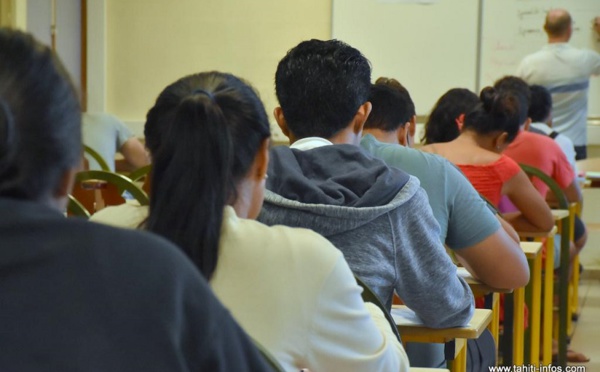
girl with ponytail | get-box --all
[97,71,408,372]
[421,87,553,233]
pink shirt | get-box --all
[503,130,575,198]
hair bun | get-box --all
[480,87,496,112]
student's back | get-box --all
[0,28,270,372]
[0,200,267,372]
[259,39,474,329]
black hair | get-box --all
[275,39,371,139]
[374,77,416,117]
[144,72,271,280]
[422,88,479,144]
[528,85,552,123]
[493,75,530,126]
[364,83,413,132]
[0,28,81,202]
[463,87,523,143]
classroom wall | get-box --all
[105,0,332,140]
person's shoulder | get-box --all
[89,201,148,229]
[526,130,563,150]
[72,217,192,270]
[232,214,342,261]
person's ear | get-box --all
[352,101,372,136]
[523,117,532,131]
[397,123,410,146]
[273,107,290,139]
[254,138,270,181]
[409,115,417,137]
[455,113,465,131]
[494,132,509,152]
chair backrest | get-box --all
[83,145,111,172]
[71,170,149,214]
[66,194,91,219]
[129,164,152,182]
[129,164,152,194]
[354,275,402,343]
[252,338,285,372]
[519,164,568,210]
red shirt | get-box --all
[457,155,522,207]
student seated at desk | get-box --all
[0,28,271,372]
[421,86,554,234]
[93,71,408,372]
[83,112,149,172]
[498,80,587,267]
[361,80,530,371]
[254,39,474,369]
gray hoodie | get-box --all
[258,144,474,329]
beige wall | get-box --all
[105,0,331,138]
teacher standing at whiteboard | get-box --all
[517,9,600,160]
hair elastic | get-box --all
[191,89,215,100]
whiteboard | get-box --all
[480,0,600,117]
[332,0,480,115]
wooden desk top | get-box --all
[517,225,557,239]
[391,306,492,342]
[457,267,513,294]
[551,209,569,220]
[520,241,544,259]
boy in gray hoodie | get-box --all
[258,39,474,332]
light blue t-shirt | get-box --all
[82,113,134,171]
[361,134,500,250]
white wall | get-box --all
[27,0,81,93]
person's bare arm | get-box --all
[502,170,554,232]
[454,226,529,289]
[119,137,150,170]
[562,180,583,204]
[497,213,520,243]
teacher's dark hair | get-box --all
[0,28,81,201]
[145,72,270,279]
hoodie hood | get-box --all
[261,144,418,236]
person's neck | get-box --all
[326,125,361,146]
[363,128,401,146]
[456,130,497,153]
[232,179,253,219]
[548,36,569,44]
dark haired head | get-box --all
[0,28,81,204]
[364,83,414,132]
[275,39,371,139]
[528,85,552,124]
[145,71,271,280]
[544,9,572,38]
[463,87,523,144]
[374,77,416,117]
[493,75,530,126]
[422,88,479,144]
